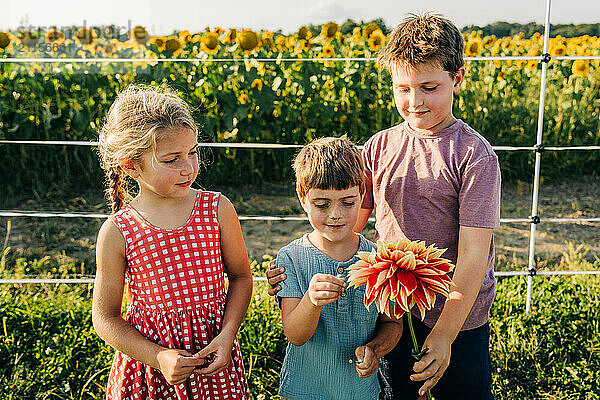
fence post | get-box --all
[525,0,552,315]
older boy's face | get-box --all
[390,61,465,133]
[300,186,362,245]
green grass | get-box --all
[0,256,598,399]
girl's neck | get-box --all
[129,189,198,230]
[307,231,360,263]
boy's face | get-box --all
[390,61,465,133]
[299,186,362,245]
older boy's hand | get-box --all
[266,259,286,296]
[307,273,345,307]
[354,345,377,378]
[410,330,452,397]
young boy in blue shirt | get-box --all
[276,137,403,400]
[270,14,501,400]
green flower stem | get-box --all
[407,312,433,400]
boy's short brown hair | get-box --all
[378,13,464,75]
[293,136,365,199]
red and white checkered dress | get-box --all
[105,190,249,400]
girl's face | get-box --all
[132,127,199,200]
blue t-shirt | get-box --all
[276,233,379,400]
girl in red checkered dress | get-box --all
[92,85,252,399]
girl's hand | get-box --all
[194,333,235,376]
[307,273,346,307]
[156,348,206,386]
[354,345,377,378]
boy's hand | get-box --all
[194,333,235,377]
[156,348,207,385]
[410,330,452,397]
[354,345,377,378]
[266,259,286,296]
[307,273,345,307]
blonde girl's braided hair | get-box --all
[98,84,198,213]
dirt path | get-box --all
[1,177,598,273]
[233,177,600,269]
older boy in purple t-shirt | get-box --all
[352,14,501,400]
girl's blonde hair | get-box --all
[98,84,198,213]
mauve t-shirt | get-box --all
[362,119,501,330]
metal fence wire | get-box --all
[0,0,599,315]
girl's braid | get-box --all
[107,167,127,213]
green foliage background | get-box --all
[1,271,598,399]
[1,56,599,206]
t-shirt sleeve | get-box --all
[458,154,501,229]
[275,249,303,302]
[361,141,375,210]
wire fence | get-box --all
[0,0,599,314]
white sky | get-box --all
[2,0,600,35]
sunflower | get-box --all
[572,60,590,76]
[297,26,311,41]
[150,36,167,51]
[74,28,97,45]
[368,29,386,52]
[465,39,481,57]
[165,37,183,56]
[102,43,117,57]
[297,39,311,52]
[363,23,378,38]
[0,32,11,49]
[45,30,65,44]
[201,32,220,54]
[262,30,273,40]
[19,31,38,46]
[179,30,192,44]
[551,43,566,57]
[251,78,263,91]
[347,239,455,320]
[237,29,259,52]
[321,44,334,58]
[321,22,339,40]
[285,36,297,50]
[223,29,237,44]
[238,92,249,104]
[132,26,151,45]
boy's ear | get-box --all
[118,157,140,178]
[453,67,466,94]
[297,191,309,212]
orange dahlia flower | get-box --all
[347,239,455,320]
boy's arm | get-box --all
[354,314,403,378]
[410,225,493,396]
[353,207,373,233]
[280,273,345,346]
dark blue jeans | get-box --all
[379,316,493,400]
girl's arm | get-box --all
[92,220,202,385]
[195,195,253,375]
[281,273,346,346]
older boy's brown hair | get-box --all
[293,136,365,199]
[378,13,464,76]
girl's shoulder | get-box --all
[97,217,126,252]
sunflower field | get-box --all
[0,23,599,204]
